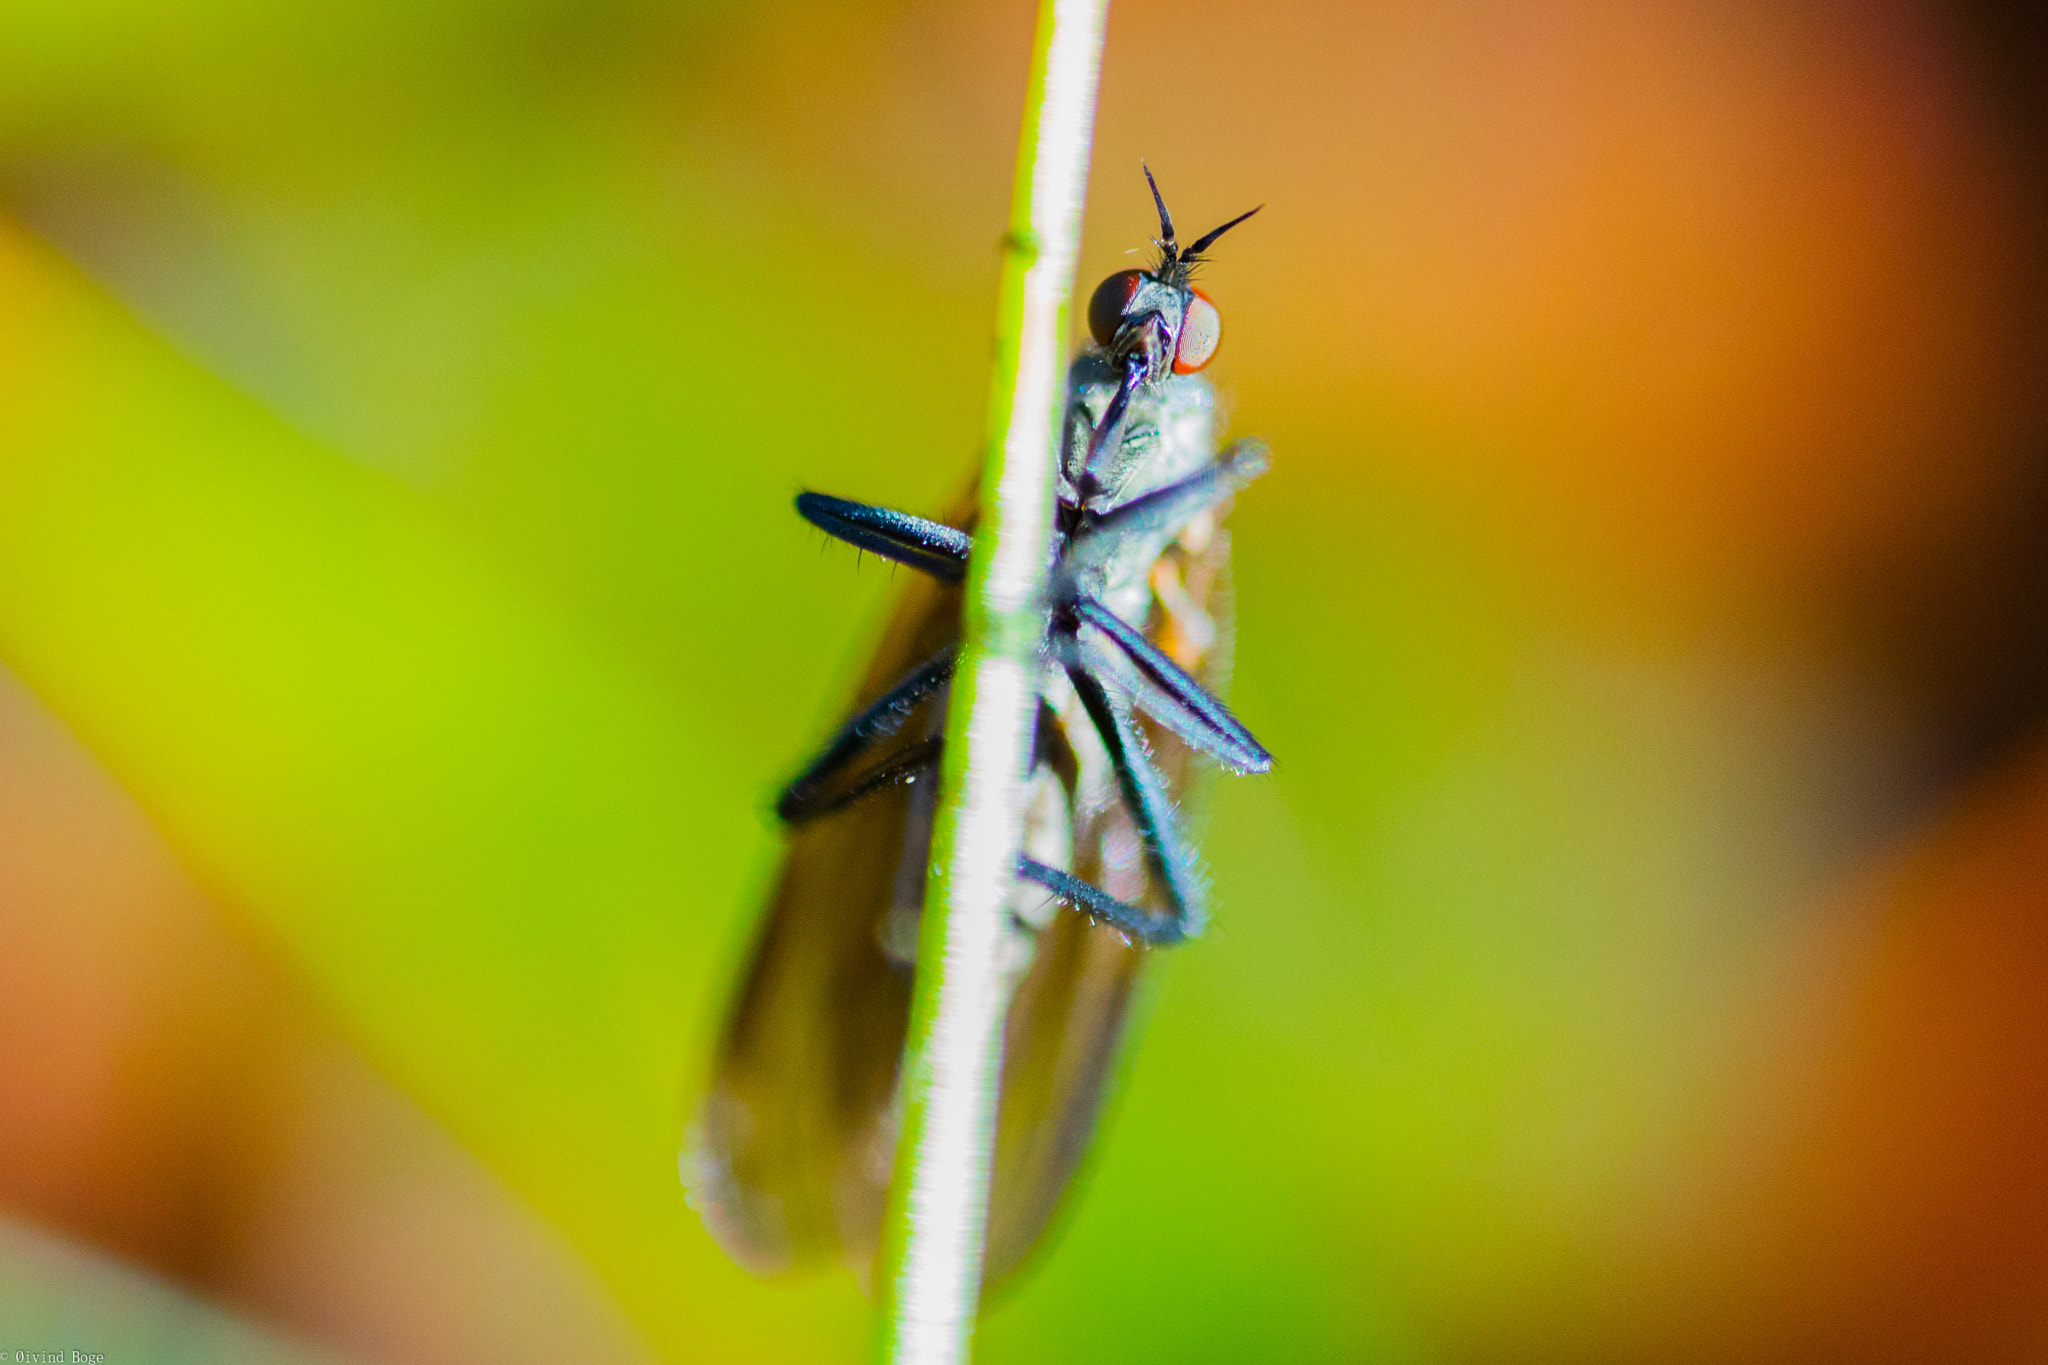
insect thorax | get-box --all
[1061,350,1219,619]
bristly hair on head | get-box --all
[1142,163,1262,289]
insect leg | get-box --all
[1083,353,1150,481]
[777,648,956,823]
[795,493,972,583]
[1066,664,1208,938]
[1071,597,1271,773]
[1016,857,1184,946]
[803,737,944,820]
[1065,440,1269,577]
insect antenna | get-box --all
[1142,164,1260,285]
[1141,161,1178,264]
[1181,204,1262,266]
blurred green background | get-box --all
[3,0,2048,1360]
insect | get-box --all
[691,169,1271,1289]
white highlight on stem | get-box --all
[888,658,1032,1364]
[875,0,1107,1362]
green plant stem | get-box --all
[871,0,1108,1360]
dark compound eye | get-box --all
[1172,289,1221,374]
[1087,269,1145,348]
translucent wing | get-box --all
[692,548,961,1277]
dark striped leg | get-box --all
[782,681,1191,946]
[1065,664,1207,940]
[1082,353,1149,484]
[797,738,944,821]
[1017,857,1186,946]
[1071,597,1270,773]
[777,648,956,823]
[1065,439,1270,575]
[795,493,971,582]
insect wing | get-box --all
[694,557,960,1276]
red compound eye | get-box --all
[1088,269,1144,348]
[1173,289,1221,374]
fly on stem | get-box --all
[685,1,1274,1359]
